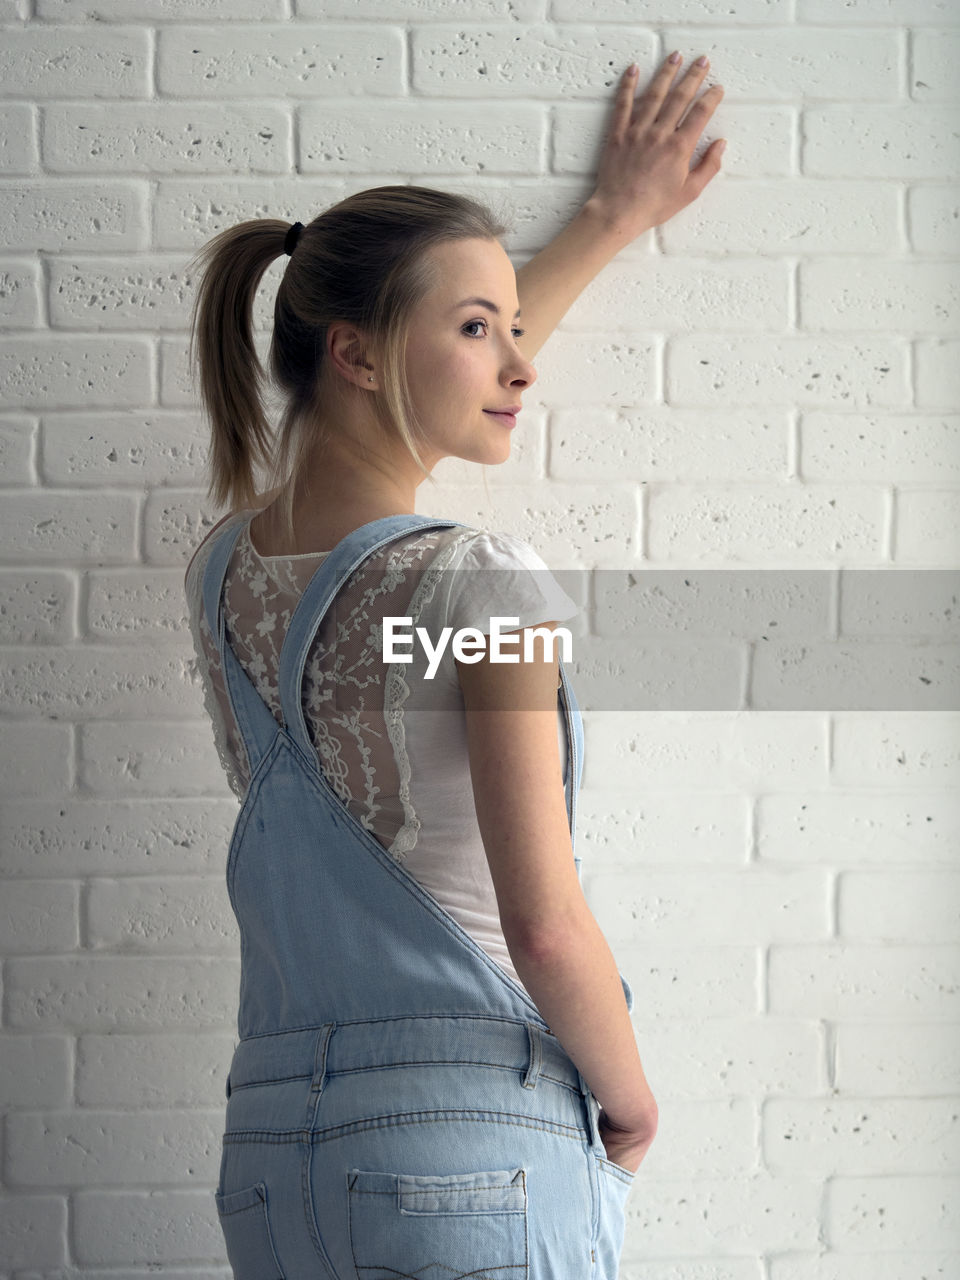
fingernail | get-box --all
[627,62,638,76]
[695,54,709,68]
[668,50,682,64]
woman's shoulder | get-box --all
[426,525,579,633]
[183,508,252,594]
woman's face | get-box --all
[401,237,537,468]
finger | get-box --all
[655,57,713,132]
[674,82,725,146]
[682,137,726,205]
[629,51,686,132]
[605,63,642,141]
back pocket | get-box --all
[215,1182,285,1280]
[347,1166,529,1279]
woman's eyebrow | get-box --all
[453,297,522,318]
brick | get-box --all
[835,1022,960,1096]
[0,493,138,565]
[661,26,899,102]
[912,29,960,101]
[0,1036,71,1108]
[39,0,280,14]
[43,104,291,175]
[757,791,960,865]
[0,259,41,326]
[620,1177,821,1258]
[825,1175,960,1250]
[800,260,960,332]
[527,330,657,410]
[802,412,960,482]
[554,0,791,20]
[73,1189,223,1265]
[614,946,760,1020]
[0,417,37,485]
[768,945,960,1020]
[591,867,830,945]
[0,337,152,412]
[0,1196,67,1268]
[556,104,794,180]
[154,176,345,250]
[86,568,193,641]
[805,107,960,179]
[832,713,960,786]
[839,568,960,639]
[0,797,237,877]
[0,645,200,719]
[753,639,958,712]
[662,181,901,256]
[908,185,960,253]
[0,881,78,953]
[771,1254,957,1280]
[87,877,237,952]
[396,481,640,569]
[632,1019,825,1100]
[143,489,238,568]
[42,412,206,488]
[158,25,404,98]
[6,1110,221,1186]
[561,258,789,333]
[839,870,960,942]
[79,721,234,797]
[300,0,540,15]
[77,1033,234,1108]
[647,485,885,564]
[667,335,910,409]
[592,570,829,647]
[412,26,657,98]
[623,1263,762,1280]
[300,100,544,175]
[764,1097,960,1174]
[0,104,37,172]
[917,338,960,410]
[49,257,204,332]
[637,1097,756,1178]
[0,723,71,797]
[897,490,960,563]
[800,0,959,19]
[5,956,239,1031]
[584,712,825,790]
[578,790,749,865]
[0,26,149,99]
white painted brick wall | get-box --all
[1,2,957,1276]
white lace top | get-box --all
[183,509,580,990]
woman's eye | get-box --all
[463,319,527,340]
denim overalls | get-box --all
[200,513,637,1279]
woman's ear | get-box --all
[326,322,379,391]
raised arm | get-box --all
[515,52,725,361]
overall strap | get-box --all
[200,514,286,776]
[277,515,462,761]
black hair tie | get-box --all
[284,221,304,256]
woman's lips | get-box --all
[483,411,517,428]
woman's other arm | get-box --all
[457,624,658,1172]
[514,53,725,361]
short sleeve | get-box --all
[441,529,579,637]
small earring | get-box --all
[368,376,374,383]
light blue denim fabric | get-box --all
[201,515,637,1279]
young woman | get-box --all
[184,54,724,1279]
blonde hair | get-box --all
[186,185,510,546]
